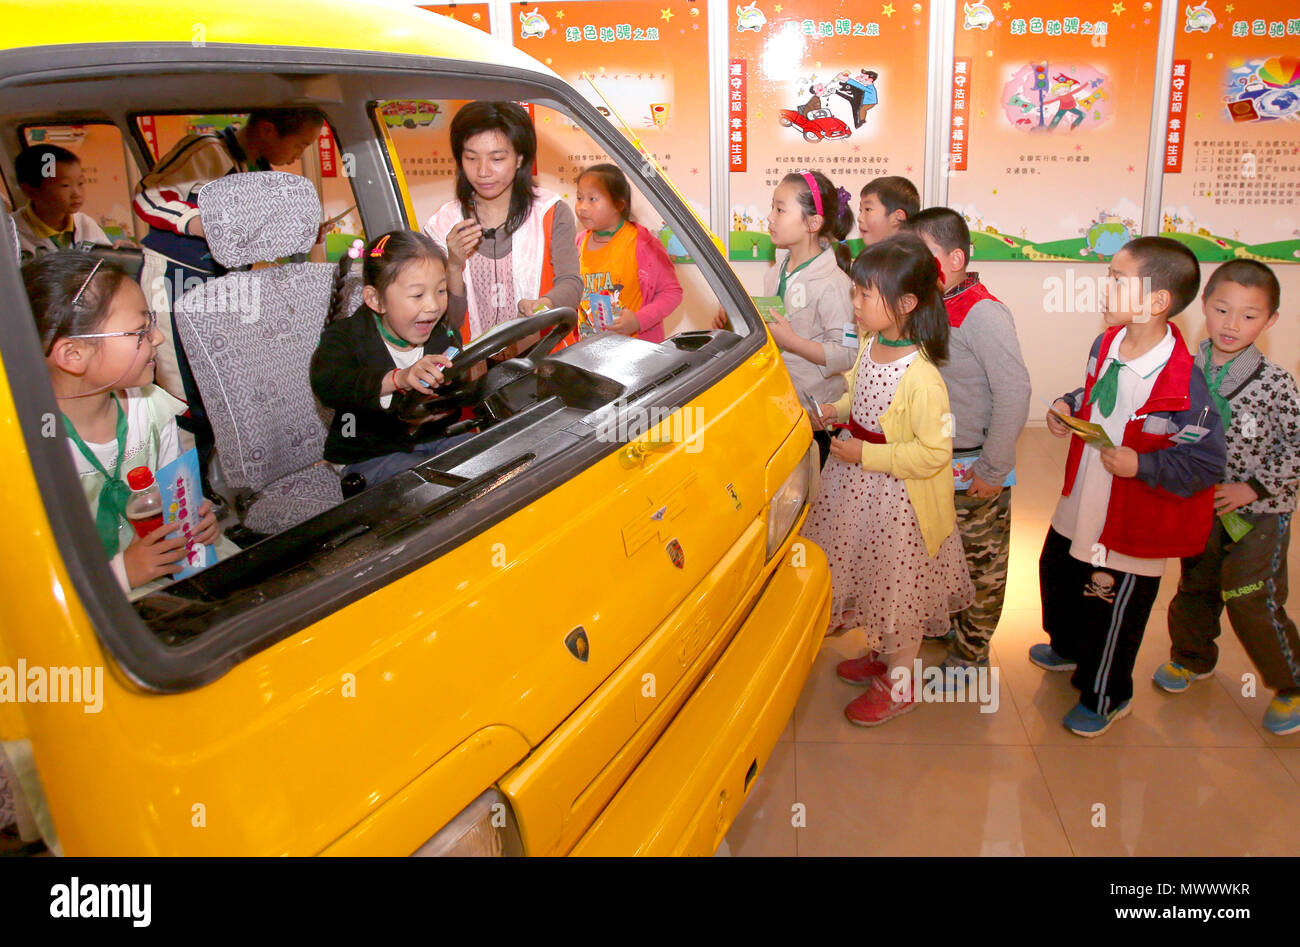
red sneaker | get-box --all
[844,677,917,727]
[836,654,887,685]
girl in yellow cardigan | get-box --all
[806,234,975,727]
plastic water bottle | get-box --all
[125,466,164,537]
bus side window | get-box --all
[14,123,138,248]
[133,114,363,263]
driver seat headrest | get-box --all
[198,171,320,268]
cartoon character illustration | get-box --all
[780,106,852,142]
[519,7,549,39]
[1183,2,1215,33]
[1046,74,1098,130]
[835,69,879,128]
[736,2,767,32]
[798,79,829,117]
[963,0,995,30]
[1003,62,1111,131]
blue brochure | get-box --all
[157,447,217,580]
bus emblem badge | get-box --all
[564,626,590,663]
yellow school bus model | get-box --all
[0,0,829,855]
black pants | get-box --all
[1039,527,1162,714]
[835,86,867,128]
[1168,512,1300,692]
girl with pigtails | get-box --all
[310,230,471,487]
[760,169,857,466]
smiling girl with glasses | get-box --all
[23,251,224,592]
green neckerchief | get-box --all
[62,394,129,557]
[776,251,818,300]
[1089,353,1168,418]
[1202,356,1234,427]
[593,222,625,238]
[373,313,415,350]
[876,335,917,348]
[1088,359,1124,417]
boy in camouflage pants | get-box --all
[905,210,1031,669]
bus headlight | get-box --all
[411,788,524,857]
[766,443,818,561]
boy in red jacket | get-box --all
[1034,237,1226,736]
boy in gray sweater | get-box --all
[906,209,1032,670]
[1159,260,1300,735]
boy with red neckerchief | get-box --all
[905,209,1031,675]
[1034,237,1226,737]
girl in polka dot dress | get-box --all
[805,234,975,726]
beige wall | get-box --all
[724,257,1300,426]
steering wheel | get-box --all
[395,306,577,428]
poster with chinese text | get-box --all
[727,0,931,261]
[1159,1,1300,262]
[948,0,1164,261]
[513,0,713,263]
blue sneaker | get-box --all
[1028,643,1076,672]
[1063,700,1132,737]
[1152,661,1212,693]
[1262,692,1300,736]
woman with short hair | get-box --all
[422,101,582,340]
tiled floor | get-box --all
[726,427,1300,857]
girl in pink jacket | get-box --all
[573,164,682,344]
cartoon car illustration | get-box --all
[1184,2,1215,33]
[963,0,994,30]
[519,7,549,39]
[779,107,851,142]
[378,100,441,129]
[736,2,766,32]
